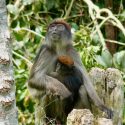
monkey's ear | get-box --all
[58,55,74,66]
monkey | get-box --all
[28,19,113,124]
[41,55,83,124]
[50,55,83,94]
[52,55,83,113]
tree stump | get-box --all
[67,68,124,125]
[67,109,94,125]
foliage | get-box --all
[7,0,125,124]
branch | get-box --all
[64,0,75,18]
[13,27,44,38]
[98,9,125,36]
[83,0,125,48]
[105,39,125,46]
[83,0,106,50]
[12,51,33,68]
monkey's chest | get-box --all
[46,59,57,73]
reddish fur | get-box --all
[48,18,71,32]
[58,55,74,66]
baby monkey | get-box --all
[46,55,82,124]
[54,55,82,94]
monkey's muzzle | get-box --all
[51,32,60,41]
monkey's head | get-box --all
[56,55,74,73]
[45,19,72,47]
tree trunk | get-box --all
[104,0,117,55]
[0,0,18,125]
[67,68,124,125]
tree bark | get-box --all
[105,0,117,55]
[0,0,18,125]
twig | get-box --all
[12,50,33,68]
[65,14,84,19]
[105,39,125,46]
[13,27,44,38]
[64,0,75,18]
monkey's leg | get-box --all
[75,85,91,109]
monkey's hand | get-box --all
[58,55,74,66]
[46,76,71,99]
[28,71,71,99]
[49,72,59,78]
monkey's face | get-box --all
[48,24,65,41]
[47,23,71,43]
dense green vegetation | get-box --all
[6,0,125,124]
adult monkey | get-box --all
[28,19,113,124]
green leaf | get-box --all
[95,49,113,67]
[101,49,113,67]
[95,55,107,67]
[113,51,125,71]
[7,4,19,15]
[71,23,79,30]
[19,17,27,27]
[13,30,27,41]
[119,10,125,21]
[22,0,34,5]
[32,1,42,12]
[19,89,27,101]
[11,20,18,28]
[45,0,55,10]
[92,33,100,44]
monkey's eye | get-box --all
[48,24,65,32]
[57,24,65,31]
[48,24,56,32]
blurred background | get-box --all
[6,0,125,124]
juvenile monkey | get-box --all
[28,19,113,124]
[50,55,83,112]
[44,55,83,124]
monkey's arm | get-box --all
[67,47,102,105]
[48,72,59,79]
[28,45,71,99]
[67,46,113,119]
